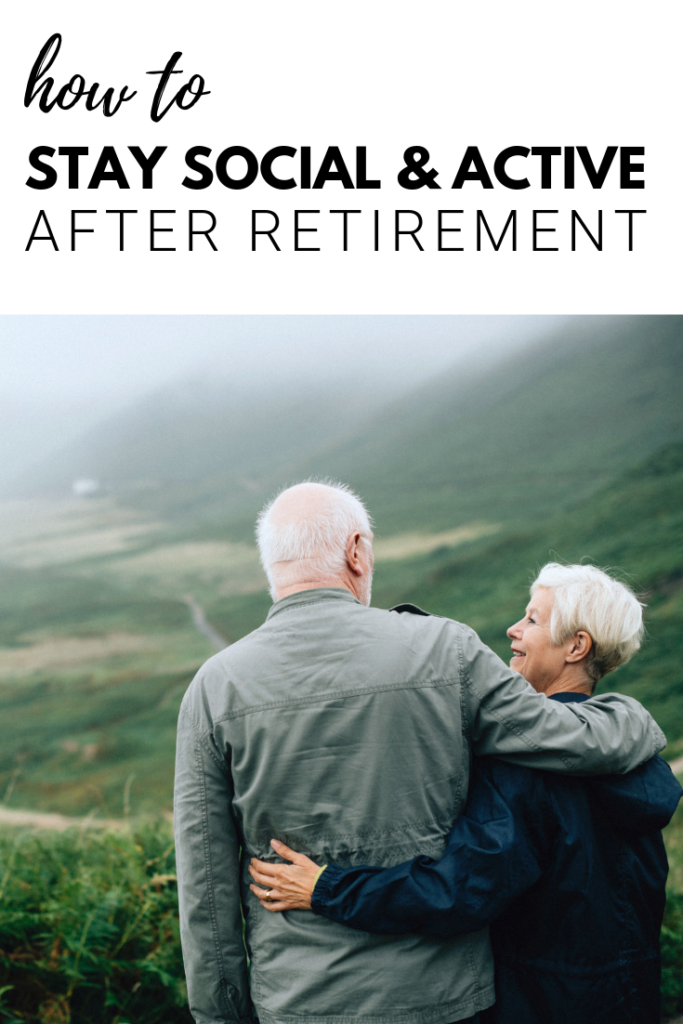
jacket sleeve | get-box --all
[458,625,666,774]
[311,763,545,938]
[174,698,254,1024]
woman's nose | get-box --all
[507,620,522,639]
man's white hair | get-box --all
[256,480,373,599]
[531,562,645,687]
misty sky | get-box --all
[0,315,568,481]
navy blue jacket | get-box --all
[311,693,682,1024]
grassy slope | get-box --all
[0,566,209,816]
[10,318,683,548]
[297,315,683,535]
[6,375,401,531]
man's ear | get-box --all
[345,532,363,576]
[566,631,593,664]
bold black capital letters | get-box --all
[88,147,129,189]
[26,147,57,189]
[129,146,167,188]
[183,147,214,189]
[494,148,530,190]
[216,148,259,189]
[620,148,645,188]
[452,148,493,189]
[355,148,381,188]
[300,148,311,189]
[261,147,297,190]
[577,147,617,188]
[58,147,88,188]
[313,148,354,189]
[531,147,561,188]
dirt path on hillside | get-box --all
[0,597,226,832]
[669,756,683,776]
[182,595,229,651]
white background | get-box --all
[2,1,681,313]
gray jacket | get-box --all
[174,589,666,1024]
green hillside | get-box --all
[5,374,402,527]
[302,315,683,534]
[8,317,683,545]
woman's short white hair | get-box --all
[256,480,373,599]
[531,562,645,688]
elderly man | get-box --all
[174,481,665,1024]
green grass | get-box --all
[0,822,190,1024]
[0,567,188,649]
[662,798,683,1019]
[0,669,191,817]
[0,563,209,816]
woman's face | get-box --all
[506,587,569,693]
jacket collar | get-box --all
[266,587,361,621]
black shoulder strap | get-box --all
[389,602,431,617]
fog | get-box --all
[0,315,568,482]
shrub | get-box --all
[0,823,190,1024]
[662,890,683,1021]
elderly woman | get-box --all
[249,563,682,1024]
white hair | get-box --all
[256,480,373,599]
[531,562,645,688]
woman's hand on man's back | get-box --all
[249,839,322,911]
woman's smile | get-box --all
[507,587,570,693]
